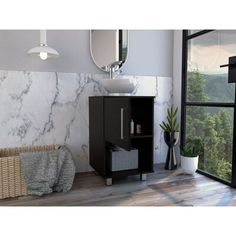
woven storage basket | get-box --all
[0,144,60,200]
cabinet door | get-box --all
[104,97,131,150]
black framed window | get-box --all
[181,30,236,187]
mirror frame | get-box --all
[90,30,129,72]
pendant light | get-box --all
[28,30,59,60]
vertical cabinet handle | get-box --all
[121,108,124,140]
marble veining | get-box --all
[0,70,172,172]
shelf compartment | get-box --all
[130,97,154,136]
[131,138,153,173]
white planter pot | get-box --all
[181,155,199,175]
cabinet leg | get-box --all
[140,174,147,181]
[106,178,112,186]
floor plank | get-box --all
[0,164,235,206]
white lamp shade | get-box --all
[28,45,59,58]
[28,30,59,59]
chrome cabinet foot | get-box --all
[140,174,147,181]
[106,178,112,186]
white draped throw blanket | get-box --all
[20,146,75,196]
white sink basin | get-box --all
[100,78,137,94]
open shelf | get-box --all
[130,97,154,136]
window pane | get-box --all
[187,30,235,103]
[186,106,233,181]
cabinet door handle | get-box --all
[220,63,236,68]
[121,108,124,140]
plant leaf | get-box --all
[173,107,178,117]
[160,105,179,132]
[167,108,171,118]
[159,124,166,131]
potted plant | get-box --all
[180,138,203,174]
[160,106,179,170]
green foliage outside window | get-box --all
[186,70,233,181]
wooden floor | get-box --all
[1,164,236,206]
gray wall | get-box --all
[173,30,182,116]
[122,30,173,77]
[0,30,173,77]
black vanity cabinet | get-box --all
[89,96,154,185]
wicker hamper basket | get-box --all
[0,144,60,200]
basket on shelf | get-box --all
[0,144,60,200]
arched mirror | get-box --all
[90,30,128,72]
